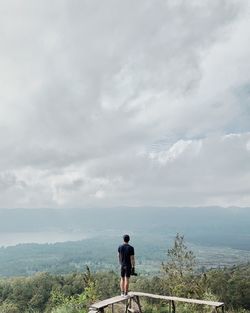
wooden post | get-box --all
[128,297,132,312]
[171,300,175,313]
[124,298,130,313]
[134,296,142,313]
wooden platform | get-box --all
[90,295,133,310]
[89,291,225,313]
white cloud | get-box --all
[0,0,249,208]
[149,139,202,164]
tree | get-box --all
[162,233,197,297]
[162,233,196,277]
[49,266,99,313]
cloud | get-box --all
[0,0,249,208]
[149,139,202,164]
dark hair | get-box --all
[123,234,130,243]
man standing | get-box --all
[118,234,135,296]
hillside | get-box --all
[0,207,250,277]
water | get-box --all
[0,231,89,247]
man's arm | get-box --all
[130,255,135,268]
[118,252,121,265]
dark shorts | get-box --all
[121,265,131,278]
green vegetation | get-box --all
[0,269,118,313]
[1,207,250,278]
[1,233,250,277]
[0,234,249,313]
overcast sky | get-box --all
[0,0,250,209]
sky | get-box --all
[0,0,250,209]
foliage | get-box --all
[95,271,119,299]
[48,267,100,313]
[206,264,250,310]
[0,268,96,313]
[0,234,249,312]
[0,301,19,313]
[1,223,250,278]
[162,233,196,277]
[161,233,200,298]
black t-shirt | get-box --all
[118,243,134,267]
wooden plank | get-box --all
[90,295,133,309]
[129,292,224,308]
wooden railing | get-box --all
[88,291,225,313]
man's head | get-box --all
[123,234,130,243]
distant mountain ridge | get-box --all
[0,206,249,250]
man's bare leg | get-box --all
[124,277,130,294]
[120,277,125,294]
